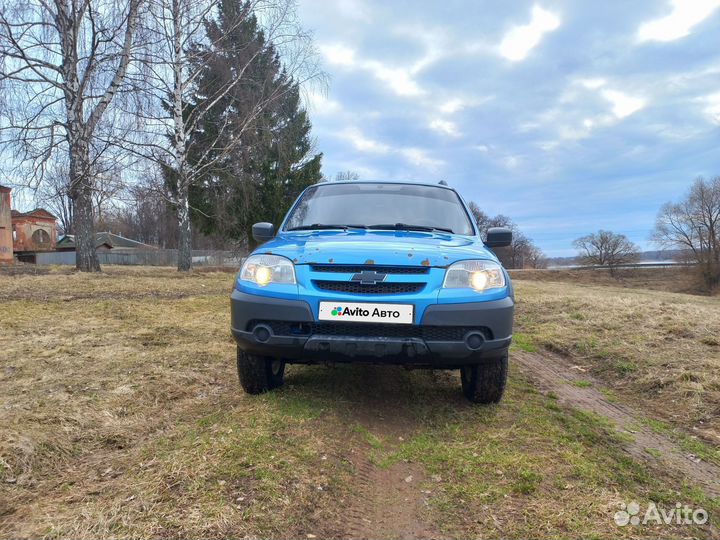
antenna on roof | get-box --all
[438,180,448,186]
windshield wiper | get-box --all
[367,223,454,234]
[288,223,367,231]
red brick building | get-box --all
[11,208,58,253]
[0,185,58,264]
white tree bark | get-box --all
[0,0,143,271]
[122,0,323,271]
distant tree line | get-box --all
[572,176,719,291]
[468,202,547,269]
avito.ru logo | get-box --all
[614,501,708,527]
[331,306,402,318]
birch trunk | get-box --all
[171,0,193,271]
[176,180,192,271]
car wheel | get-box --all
[236,346,285,394]
[460,354,508,404]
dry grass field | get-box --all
[512,279,720,444]
[509,266,714,296]
[1,267,719,538]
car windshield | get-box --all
[284,183,475,235]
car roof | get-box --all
[313,180,455,191]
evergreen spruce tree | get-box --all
[188,0,322,247]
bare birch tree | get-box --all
[126,0,322,271]
[0,0,142,271]
[652,176,720,289]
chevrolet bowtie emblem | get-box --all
[351,270,387,285]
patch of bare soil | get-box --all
[332,368,453,540]
[513,350,720,497]
[344,448,437,540]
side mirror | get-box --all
[485,227,512,248]
[252,222,275,243]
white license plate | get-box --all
[319,301,414,324]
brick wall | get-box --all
[12,215,56,252]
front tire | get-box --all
[236,347,285,394]
[460,354,508,404]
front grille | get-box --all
[313,280,424,295]
[310,264,430,275]
[246,320,492,341]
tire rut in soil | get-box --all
[513,350,720,498]
[343,447,441,540]
[345,451,376,539]
[336,367,450,540]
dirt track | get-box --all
[328,369,455,540]
[513,350,720,498]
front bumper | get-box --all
[231,290,513,368]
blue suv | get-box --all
[231,181,514,403]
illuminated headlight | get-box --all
[442,260,505,291]
[240,254,296,286]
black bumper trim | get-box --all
[231,290,513,367]
[421,297,514,337]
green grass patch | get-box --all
[642,417,672,434]
[600,388,618,402]
[677,435,720,465]
[510,332,537,352]
[615,361,638,376]
[512,468,543,494]
[571,380,592,388]
[639,416,720,465]
[352,424,383,450]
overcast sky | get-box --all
[297,0,720,257]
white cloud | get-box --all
[474,144,491,153]
[319,43,423,96]
[336,128,444,171]
[303,91,341,116]
[558,123,593,140]
[439,98,465,114]
[637,0,720,42]
[499,5,561,62]
[701,92,720,123]
[400,148,444,169]
[321,43,357,66]
[503,155,520,169]
[537,140,560,151]
[429,118,460,137]
[335,0,371,22]
[517,121,542,132]
[578,78,607,90]
[600,89,646,118]
[338,127,390,153]
[364,61,423,96]
[392,24,449,75]
[437,96,494,114]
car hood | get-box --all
[255,230,498,267]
